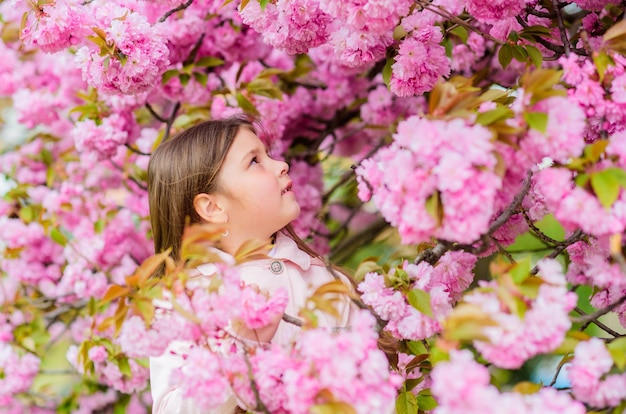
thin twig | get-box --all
[323,260,388,333]
[521,209,561,246]
[414,242,451,265]
[488,170,533,234]
[572,295,626,325]
[321,140,386,203]
[125,143,151,156]
[282,313,303,327]
[162,102,181,143]
[573,307,623,338]
[145,103,167,123]
[241,352,271,414]
[549,355,571,386]
[416,1,503,44]
[552,0,571,55]
[491,236,516,263]
[159,0,194,23]
[329,217,389,264]
[529,230,584,275]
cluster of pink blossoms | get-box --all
[358,251,476,340]
[239,0,332,55]
[431,349,585,414]
[228,311,400,413]
[21,0,92,53]
[0,343,41,406]
[71,113,135,160]
[67,343,150,394]
[75,3,169,95]
[516,95,587,165]
[567,236,626,327]
[532,168,626,238]
[357,116,502,244]
[465,0,529,24]
[560,52,626,141]
[390,26,451,97]
[567,338,626,408]
[320,0,413,68]
[464,259,576,369]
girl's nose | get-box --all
[276,159,289,176]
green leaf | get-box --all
[113,394,131,414]
[193,71,208,87]
[382,57,393,89]
[259,0,270,9]
[511,45,529,62]
[393,25,408,41]
[604,167,626,187]
[525,45,543,68]
[396,390,418,414]
[607,337,626,369]
[161,70,179,85]
[591,170,621,209]
[416,391,437,411]
[257,68,285,78]
[510,256,531,284]
[19,205,34,223]
[583,139,609,163]
[235,92,260,116]
[407,289,434,318]
[94,219,105,234]
[498,44,514,69]
[406,340,428,355]
[520,25,553,37]
[574,173,590,188]
[310,402,356,414]
[475,106,513,126]
[425,191,444,226]
[117,356,132,377]
[179,73,191,87]
[196,56,225,68]
[50,227,67,246]
[523,111,548,133]
[449,25,468,43]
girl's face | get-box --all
[216,127,300,245]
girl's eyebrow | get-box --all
[240,146,268,164]
[241,149,257,164]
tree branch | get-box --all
[162,102,181,143]
[572,295,626,325]
[552,0,571,56]
[145,103,167,123]
[282,313,303,327]
[159,0,194,23]
[329,217,389,264]
[488,169,533,235]
[125,143,151,156]
[530,229,584,275]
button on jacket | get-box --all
[150,231,355,413]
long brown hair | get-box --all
[147,115,254,267]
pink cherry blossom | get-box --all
[75,3,169,95]
[567,338,626,408]
[432,349,585,414]
[464,259,576,368]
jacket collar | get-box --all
[196,232,316,276]
[271,232,313,271]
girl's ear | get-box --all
[193,193,227,224]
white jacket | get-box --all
[149,232,354,413]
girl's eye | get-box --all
[250,156,259,166]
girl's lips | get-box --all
[281,182,293,195]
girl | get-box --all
[147,116,357,413]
